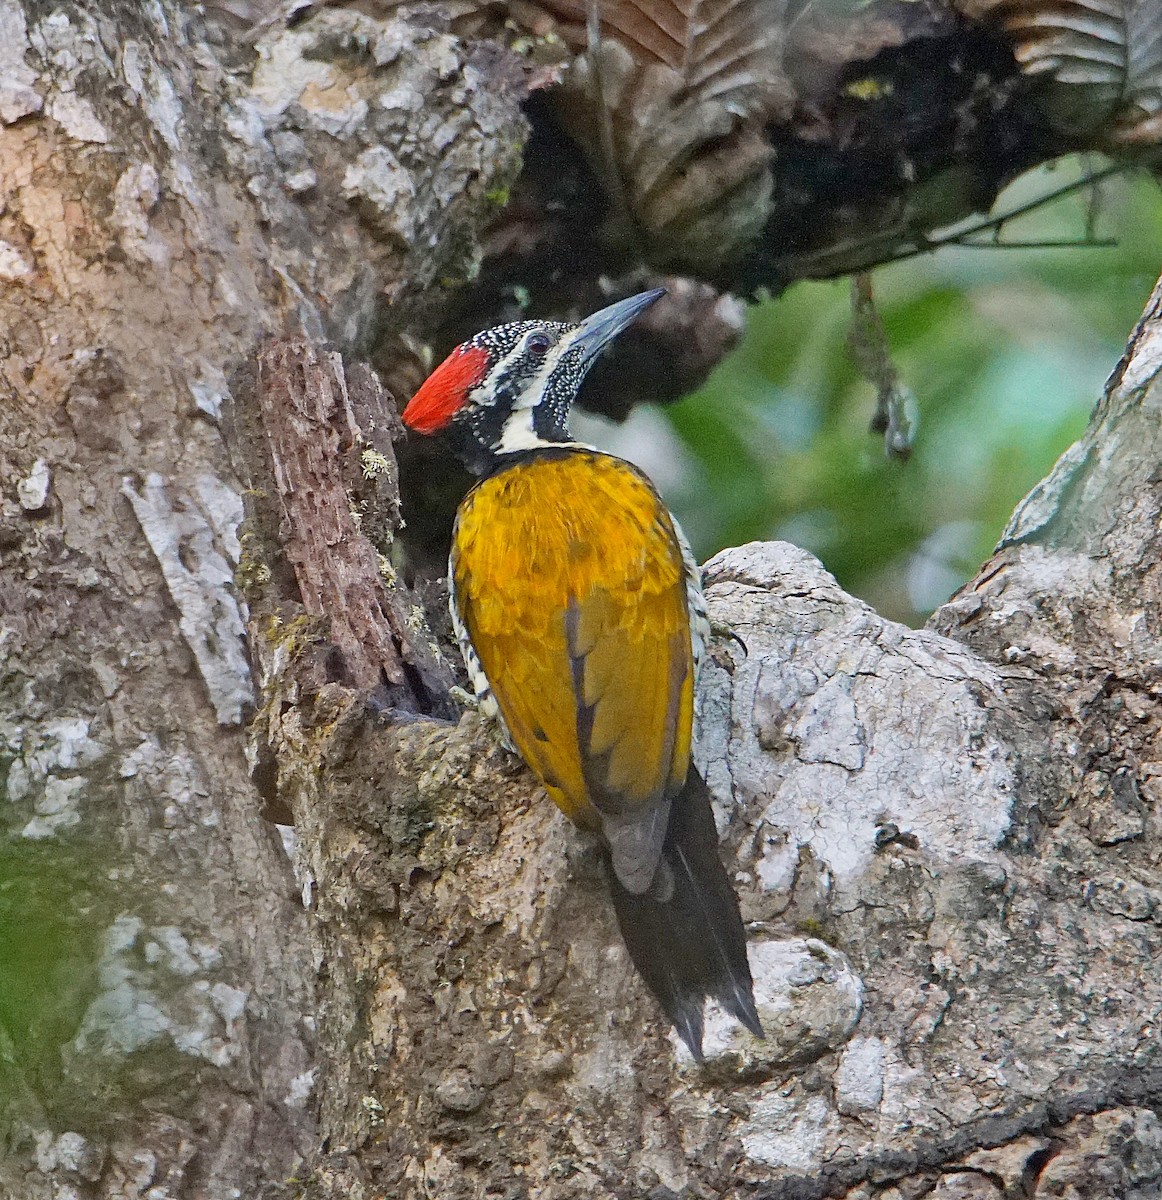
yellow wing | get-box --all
[452,450,694,892]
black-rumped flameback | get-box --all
[402,291,762,1057]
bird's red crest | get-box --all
[402,344,491,435]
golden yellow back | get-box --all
[452,450,694,840]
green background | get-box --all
[584,160,1162,625]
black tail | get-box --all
[607,769,762,1059]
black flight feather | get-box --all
[607,767,762,1059]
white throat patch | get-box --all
[488,331,588,454]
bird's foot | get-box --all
[449,685,518,754]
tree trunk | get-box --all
[3,2,1161,1199]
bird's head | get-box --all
[402,289,665,474]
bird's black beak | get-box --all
[571,288,666,368]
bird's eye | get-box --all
[525,331,552,356]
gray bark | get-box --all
[0,1,521,1194]
[1,1,1161,1199]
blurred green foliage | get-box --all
[663,160,1162,625]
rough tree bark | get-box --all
[1,2,1161,1199]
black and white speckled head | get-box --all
[403,290,665,475]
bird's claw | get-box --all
[709,618,748,657]
[449,685,479,710]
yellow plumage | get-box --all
[451,450,693,864]
[404,291,761,1053]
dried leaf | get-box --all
[544,0,794,266]
[539,0,955,266]
[958,0,1162,140]
[539,0,791,111]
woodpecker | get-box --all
[402,290,762,1057]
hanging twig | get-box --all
[848,273,916,460]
